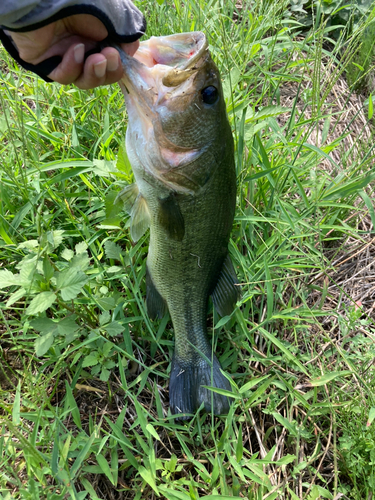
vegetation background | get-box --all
[1,0,375,498]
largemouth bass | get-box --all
[117,32,239,418]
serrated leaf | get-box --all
[56,268,88,300]
[91,365,101,376]
[82,354,99,367]
[48,230,65,249]
[104,240,123,260]
[61,248,74,261]
[116,146,133,176]
[6,287,26,307]
[105,190,124,219]
[43,257,54,282]
[0,270,18,289]
[102,342,114,357]
[17,240,39,250]
[97,297,116,310]
[99,311,111,326]
[93,159,118,177]
[104,360,116,370]
[26,292,56,315]
[31,317,58,335]
[17,256,37,286]
[35,331,55,356]
[70,252,90,271]
[100,368,111,381]
[98,218,122,229]
[57,315,79,336]
[75,241,88,254]
[104,321,124,337]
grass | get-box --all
[1,0,375,498]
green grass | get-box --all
[1,1,375,499]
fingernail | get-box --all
[107,53,119,72]
[94,60,107,78]
[74,43,85,64]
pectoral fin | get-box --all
[158,193,185,241]
[211,254,240,317]
[115,183,139,214]
[130,194,151,242]
[146,266,167,320]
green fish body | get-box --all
[118,32,239,418]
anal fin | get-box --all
[146,266,167,320]
[130,193,151,242]
[211,254,240,317]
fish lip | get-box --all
[119,53,157,112]
[161,32,208,87]
[165,31,208,71]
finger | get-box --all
[74,48,123,89]
[121,40,140,57]
[47,42,87,84]
[47,43,137,89]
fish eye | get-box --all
[201,86,219,105]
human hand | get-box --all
[8,14,139,89]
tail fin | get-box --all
[169,355,231,420]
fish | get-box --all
[116,32,239,418]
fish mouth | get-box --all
[119,31,208,110]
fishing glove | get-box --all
[0,0,146,81]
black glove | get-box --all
[0,0,146,81]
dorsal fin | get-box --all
[130,193,151,242]
[211,254,240,317]
[115,183,139,214]
[158,193,185,241]
[146,266,168,320]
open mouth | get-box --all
[120,31,208,99]
[134,32,208,72]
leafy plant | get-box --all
[285,0,375,36]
